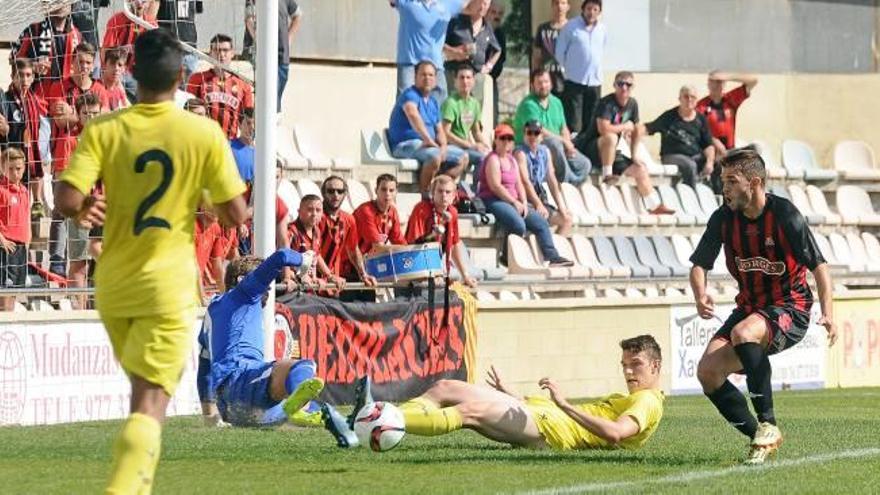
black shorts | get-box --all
[582,137,632,176]
[713,306,810,355]
[0,242,27,288]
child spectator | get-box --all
[0,148,30,311]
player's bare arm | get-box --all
[54,181,106,229]
[214,195,250,228]
[539,377,640,445]
[485,365,521,400]
[812,263,837,346]
[689,265,715,319]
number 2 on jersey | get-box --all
[133,149,174,235]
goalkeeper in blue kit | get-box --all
[197,248,324,427]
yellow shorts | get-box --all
[524,397,591,451]
[102,307,198,396]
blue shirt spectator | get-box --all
[555,15,606,86]
[230,138,255,183]
[393,0,465,99]
[388,85,441,149]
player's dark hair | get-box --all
[614,70,634,82]
[530,68,550,83]
[376,173,397,189]
[720,146,767,183]
[321,175,347,194]
[184,97,206,111]
[103,47,126,66]
[210,33,234,46]
[620,335,661,362]
[75,41,97,57]
[225,256,263,290]
[11,58,32,75]
[132,28,183,93]
[300,194,322,207]
[74,92,101,112]
[455,64,475,77]
[582,0,602,10]
[239,107,254,123]
[415,60,436,75]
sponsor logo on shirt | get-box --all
[734,256,785,276]
[205,91,242,109]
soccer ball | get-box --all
[353,402,406,452]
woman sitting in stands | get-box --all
[477,124,573,267]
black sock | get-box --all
[706,380,758,438]
[733,342,776,425]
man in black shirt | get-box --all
[157,0,203,84]
[443,0,501,104]
[531,0,569,99]
[689,147,837,465]
[643,85,715,188]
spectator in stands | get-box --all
[555,0,605,134]
[479,124,573,267]
[65,93,103,309]
[243,0,301,112]
[157,0,203,84]
[103,0,159,103]
[94,47,131,111]
[578,71,674,215]
[71,0,108,50]
[0,148,30,311]
[195,206,238,301]
[642,85,716,189]
[406,174,478,287]
[488,1,506,125]
[513,69,590,186]
[238,159,291,254]
[319,176,377,292]
[443,0,502,103]
[442,65,490,176]
[515,120,573,236]
[392,0,466,100]
[532,0,569,99]
[389,61,468,193]
[1,58,49,219]
[353,174,406,256]
[287,194,345,293]
[184,97,208,116]
[12,4,82,96]
[187,33,255,140]
[230,109,255,181]
[698,71,758,154]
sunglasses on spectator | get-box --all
[325,188,346,195]
[525,130,541,136]
[615,80,633,88]
[497,136,515,141]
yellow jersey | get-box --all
[525,388,665,451]
[61,101,246,317]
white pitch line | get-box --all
[515,447,880,495]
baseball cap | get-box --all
[494,123,515,139]
[524,120,543,132]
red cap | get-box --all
[494,124,515,139]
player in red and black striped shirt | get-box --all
[689,147,837,465]
[186,34,254,140]
[318,176,377,289]
[287,194,344,294]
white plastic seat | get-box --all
[805,185,842,225]
[506,235,553,278]
[695,183,720,214]
[593,236,634,278]
[620,183,675,226]
[829,233,862,272]
[670,234,694,268]
[644,286,660,298]
[559,182,599,226]
[833,140,880,181]
[599,184,638,225]
[689,232,727,276]
[276,178,300,220]
[570,234,613,278]
[296,178,322,199]
[861,232,880,261]
[532,234,590,278]
[813,233,846,269]
[664,287,685,297]
[624,287,643,298]
[540,183,560,209]
[345,180,372,213]
[782,139,838,182]
[846,233,880,273]
[631,140,678,177]
[658,185,696,225]
[475,290,496,302]
[675,183,710,224]
[395,193,423,225]
[498,290,519,302]
[787,184,825,225]
[290,125,334,170]
[836,185,880,226]
[603,288,624,298]
[748,140,788,179]
[277,124,310,170]
[360,129,418,171]
[604,184,657,225]
[469,247,507,280]
[579,183,618,225]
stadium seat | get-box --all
[540,183,560,210]
[448,246,485,282]
[580,235,631,278]
[630,141,678,177]
[675,183,710,224]
[694,183,720,214]
[559,182,599,226]
[689,232,728,276]
[468,247,507,281]
[277,124,310,170]
[343,180,370,212]
[769,185,791,200]
[828,233,862,272]
[360,129,419,171]
[663,287,685,297]
[546,234,590,278]
[846,233,880,273]
[620,183,676,226]
[569,234,614,278]
[805,185,843,225]
[833,140,880,181]
[13,301,27,312]
[497,290,519,301]
[633,236,674,277]
[861,232,880,261]
[276,178,300,219]
[296,178,322,199]
[748,140,788,179]
[813,233,847,270]
[781,139,838,182]
[603,184,657,225]
[289,125,331,171]
[670,234,694,268]
[835,185,880,226]
[644,286,660,298]
[505,235,556,278]
[475,290,496,302]
[624,287,643,298]
[721,284,739,297]
[651,235,689,277]
[598,184,638,225]
[787,184,826,225]
[30,300,54,312]
[526,235,581,278]
[578,183,617,225]
[603,288,624,298]
[395,193,423,225]
[607,235,652,277]
[658,185,697,225]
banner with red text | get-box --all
[274,292,476,405]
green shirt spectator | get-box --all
[513,93,566,143]
[441,92,482,141]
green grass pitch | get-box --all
[1,387,878,494]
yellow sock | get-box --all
[400,400,463,436]
[105,413,162,495]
